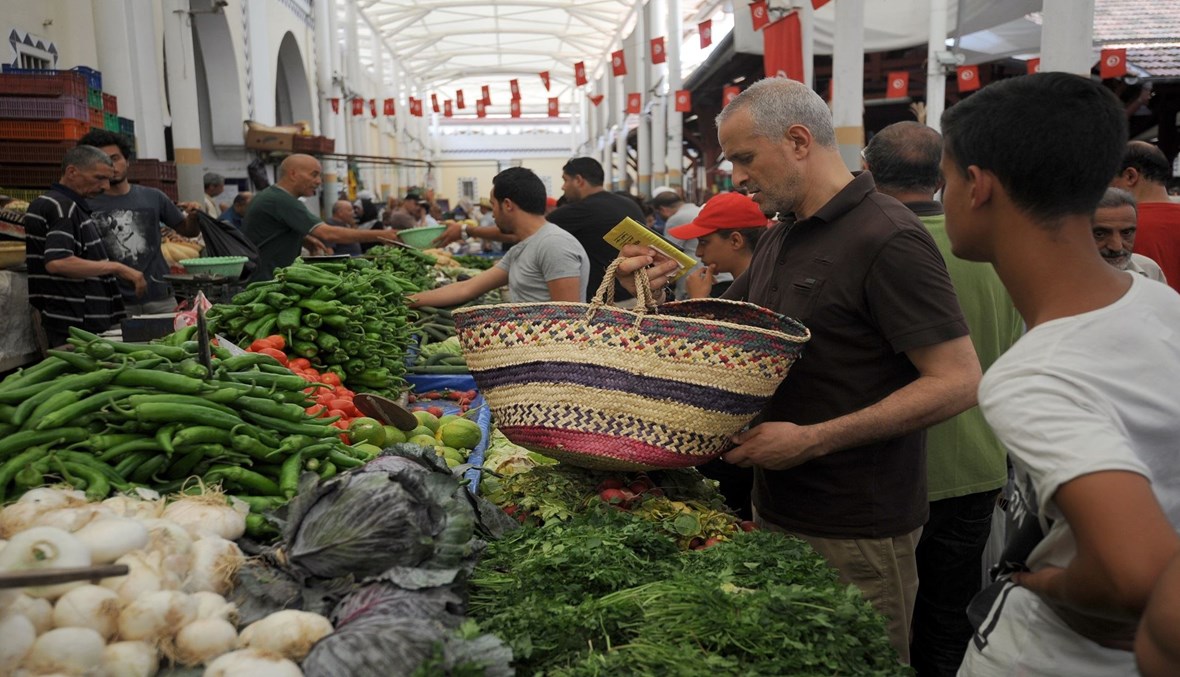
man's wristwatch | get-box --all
[460,223,469,239]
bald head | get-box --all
[332,200,355,225]
[276,154,323,197]
[863,121,943,196]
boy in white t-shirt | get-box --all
[939,73,1180,676]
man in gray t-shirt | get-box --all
[409,167,589,308]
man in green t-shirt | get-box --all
[243,154,395,280]
[864,122,1024,677]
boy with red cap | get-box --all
[669,191,772,298]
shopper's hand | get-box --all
[177,201,202,214]
[433,222,463,247]
[118,265,147,298]
[614,244,680,299]
[1011,566,1064,600]
[723,422,826,471]
[304,235,330,255]
[684,264,716,299]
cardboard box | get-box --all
[245,128,294,152]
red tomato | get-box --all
[327,409,347,420]
[306,404,326,417]
[334,386,354,398]
[290,357,312,370]
[316,392,336,407]
[321,372,342,387]
[266,335,286,350]
[257,348,288,366]
[248,339,271,353]
[303,368,320,379]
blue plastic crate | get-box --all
[118,116,134,136]
[71,66,102,91]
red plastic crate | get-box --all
[102,93,117,114]
[0,118,89,141]
[0,96,89,121]
[0,140,73,165]
[0,72,88,100]
[89,107,103,129]
[0,165,62,188]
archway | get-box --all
[276,32,314,127]
[191,6,245,147]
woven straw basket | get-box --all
[452,259,811,471]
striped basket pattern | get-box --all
[452,260,810,470]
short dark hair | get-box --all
[733,226,766,251]
[650,192,684,209]
[77,129,133,160]
[941,72,1126,224]
[63,145,113,172]
[492,167,547,215]
[863,121,943,194]
[1121,142,1171,185]
[232,192,251,207]
[562,157,604,186]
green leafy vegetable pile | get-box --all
[468,508,909,676]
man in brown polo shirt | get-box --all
[615,77,981,663]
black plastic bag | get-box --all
[248,158,271,190]
[196,210,259,281]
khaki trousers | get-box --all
[754,509,921,664]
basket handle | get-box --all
[589,256,658,314]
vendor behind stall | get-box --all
[409,167,589,307]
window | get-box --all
[458,178,477,201]
[19,53,50,69]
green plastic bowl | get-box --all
[398,225,447,249]
[179,256,248,278]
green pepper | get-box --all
[294,326,318,343]
[277,307,303,332]
[315,333,340,352]
[303,313,322,329]
[292,341,318,358]
[297,299,343,315]
[279,450,302,498]
[320,314,349,330]
[46,349,98,372]
[280,264,341,287]
[250,315,280,340]
[265,292,295,309]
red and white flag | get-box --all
[510,99,521,118]
[431,94,439,113]
[476,100,487,118]
[510,79,521,100]
[481,85,491,104]
[540,71,550,91]
[1026,58,1041,75]
[456,90,466,109]
[444,100,453,118]
[957,65,981,92]
[626,92,642,114]
[548,97,559,117]
[763,12,804,81]
[674,90,691,113]
[409,98,423,117]
[575,61,588,86]
[369,99,377,118]
[699,20,712,48]
[351,97,364,116]
[723,86,741,107]
[1100,48,1127,78]
[750,1,770,31]
[383,98,395,116]
[886,71,909,99]
[812,0,831,9]
[589,94,604,106]
[611,50,627,77]
[651,37,666,65]
[330,97,340,114]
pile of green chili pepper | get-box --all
[0,328,373,534]
[208,256,424,397]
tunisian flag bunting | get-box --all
[750,1,770,31]
[351,97,364,115]
[431,94,439,113]
[548,97,559,117]
[886,71,909,99]
[1027,58,1041,74]
[456,90,466,109]
[481,85,491,104]
[444,100,453,118]
[589,94,604,106]
[626,92,642,115]
[510,99,521,118]
[1100,48,1127,78]
[476,100,487,118]
[540,71,550,91]
[330,97,340,114]
[369,99,377,117]
[411,98,424,117]
[723,85,741,107]
[510,79,521,100]
[575,61,588,86]
[957,65,981,92]
[383,98,395,116]
[611,50,627,77]
[763,12,804,81]
[651,37,666,64]
[812,0,832,8]
[953,65,981,91]
[674,90,691,113]
[699,20,713,48]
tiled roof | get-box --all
[1093,0,1180,77]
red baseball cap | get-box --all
[667,192,770,240]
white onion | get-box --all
[184,537,244,595]
[30,505,114,534]
[203,648,304,677]
[23,626,105,675]
[52,584,121,640]
[102,641,159,677]
[0,527,91,599]
[101,551,168,606]
[163,496,246,541]
[173,618,239,666]
[8,593,53,634]
[74,517,149,565]
[191,592,239,624]
[0,610,36,674]
[117,590,196,643]
[102,494,164,521]
[238,610,333,662]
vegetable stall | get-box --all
[0,247,905,675]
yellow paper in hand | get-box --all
[603,217,697,282]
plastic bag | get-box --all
[174,290,213,331]
[196,210,259,281]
